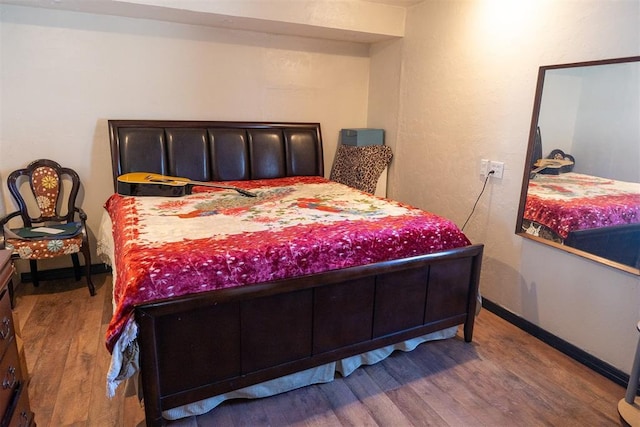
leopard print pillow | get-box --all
[329,145,393,194]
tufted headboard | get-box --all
[107,120,324,191]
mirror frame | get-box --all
[516,55,640,276]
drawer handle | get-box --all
[18,410,28,427]
[0,317,11,340]
[2,366,16,389]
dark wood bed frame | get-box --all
[564,223,640,269]
[108,120,484,426]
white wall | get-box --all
[373,0,639,373]
[540,64,640,181]
[0,4,371,270]
[571,63,640,181]
[366,38,403,194]
[538,73,581,157]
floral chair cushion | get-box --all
[6,236,83,260]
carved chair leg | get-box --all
[71,253,81,281]
[29,260,39,287]
[81,247,95,296]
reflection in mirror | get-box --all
[516,56,640,275]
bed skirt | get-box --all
[162,326,458,421]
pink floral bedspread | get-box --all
[104,176,471,352]
[524,172,640,239]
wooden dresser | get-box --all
[0,251,34,426]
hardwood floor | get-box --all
[11,273,625,427]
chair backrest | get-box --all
[7,159,81,226]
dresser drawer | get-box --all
[0,261,12,293]
[0,290,13,362]
[0,339,21,420]
[4,381,33,427]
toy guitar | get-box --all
[117,173,257,197]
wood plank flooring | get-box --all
[11,273,625,427]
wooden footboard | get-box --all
[136,244,483,426]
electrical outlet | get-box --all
[480,159,489,177]
[489,161,504,179]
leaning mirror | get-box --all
[516,56,640,275]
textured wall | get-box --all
[0,5,370,271]
[376,0,640,372]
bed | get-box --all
[100,120,484,426]
[522,172,640,268]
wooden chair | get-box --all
[0,159,95,306]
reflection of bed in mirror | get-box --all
[522,171,640,268]
[516,55,640,275]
